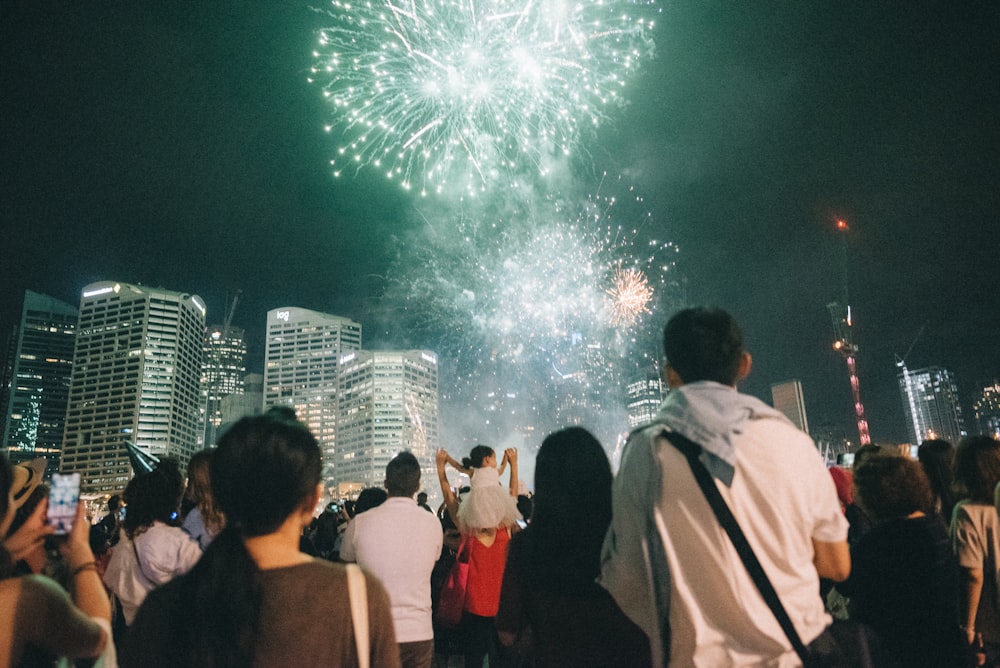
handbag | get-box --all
[665,430,882,668]
[435,534,471,628]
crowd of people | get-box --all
[0,305,997,667]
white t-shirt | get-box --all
[654,418,847,667]
[340,496,444,642]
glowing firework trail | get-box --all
[311,0,658,196]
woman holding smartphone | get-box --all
[0,452,112,666]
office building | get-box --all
[771,379,809,434]
[217,372,264,438]
[263,307,361,488]
[897,363,966,445]
[973,383,1000,439]
[0,291,78,474]
[61,282,206,494]
[625,370,665,429]
[334,350,439,496]
[201,324,247,447]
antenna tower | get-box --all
[828,219,871,446]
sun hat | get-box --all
[11,457,47,510]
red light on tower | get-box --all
[836,219,848,231]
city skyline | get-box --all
[3,2,999,445]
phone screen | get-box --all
[47,473,81,535]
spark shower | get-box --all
[312,0,658,197]
[311,0,676,451]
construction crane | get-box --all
[828,219,871,446]
[222,289,242,335]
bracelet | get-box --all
[70,561,98,577]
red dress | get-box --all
[463,527,510,617]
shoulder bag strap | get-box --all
[346,563,370,668]
[666,431,811,664]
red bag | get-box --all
[435,535,470,628]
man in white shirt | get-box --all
[600,307,851,667]
[341,451,443,668]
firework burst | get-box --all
[374,177,682,445]
[606,264,652,327]
[310,0,658,197]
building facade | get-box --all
[972,383,1000,440]
[334,350,439,496]
[201,324,247,447]
[263,307,361,488]
[771,379,809,434]
[61,282,206,494]
[1,291,78,474]
[897,363,966,445]
[625,369,665,430]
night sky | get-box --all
[3,1,998,445]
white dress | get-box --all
[456,466,522,531]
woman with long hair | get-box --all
[182,449,225,550]
[916,438,956,526]
[952,435,1000,666]
[495,427,650,666]
[103,457,202,627]
[0,452,112,665]
[121,407,400,667]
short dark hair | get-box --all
[663,307,744,385]
[353,487,388,515]
[853,452,933,521]
[386,451,421,497]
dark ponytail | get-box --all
[176,408,322,666]
[183,527,262,667]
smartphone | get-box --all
[47,473,81,535]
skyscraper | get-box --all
[897,363,966,445]
[0,290,78,473]
[334,350,439,496]
[61,282,207,494]
[625,369,665,429]
[217,372,264,438]
[263,307,361,488]
[972,383,1000,440]
[771,379,809,434]
[201,324,247,447]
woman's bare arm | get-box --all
[436,449,460,527]
[506,448,519,498]
[444,452,473,476]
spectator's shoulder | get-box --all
[7,573,68,608]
